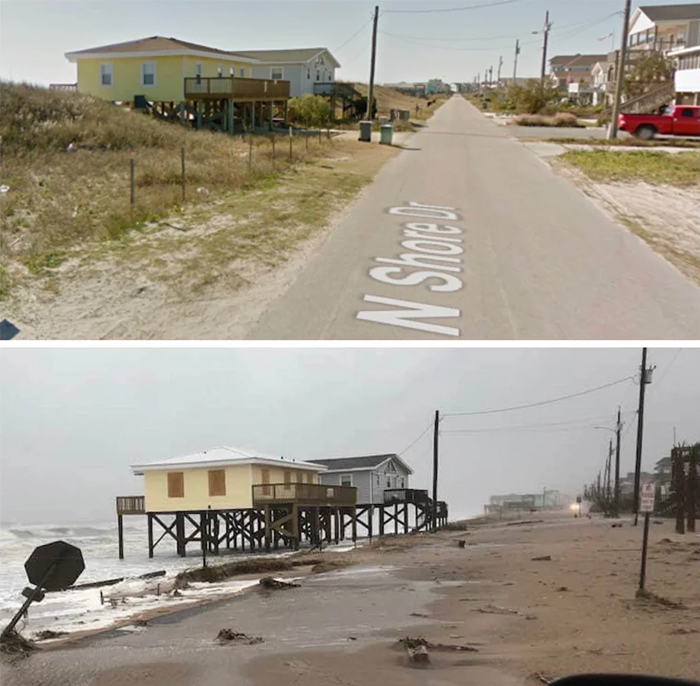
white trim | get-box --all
[141,61,156,87]
[100,62,114,87]
[339,473,354,487]
[669,45,700,57]
[270,66,285,80]
[66,49,260,64]
[133,456,327,474]
[217,63,224,77]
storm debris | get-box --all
[34,630,68,640]
[0,630,38,655]
[397,636,479,653]
[259,577,300,590]
[531,555,552,561]
[215,629,264,645]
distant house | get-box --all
[130,445,350,512]
[309,454,415,505]
[670,44,700,104]
[235,48,341,97]
[65,36,258,104]
[628,4,700,55]
[549,54,609,93]
[384,81,428,97]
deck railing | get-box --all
[50,83,78,91]
[384,488,430,504]
[184,77,290,100]
[116,495,146,515]
[252,482,357,506]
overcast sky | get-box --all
[1,0,695,86]
[1,347,698,525]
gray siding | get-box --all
[317,457,411,505]
[249,64,305,97]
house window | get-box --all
[230,66,235,76]
[307,68,311,79]
[167,472,184,498]
[296,471,304,484]
[316,70,320,81]
[195,62,202,81]
[240,67,245,77]
[271,67,284,80]
[306,472,314,484]
[261,468,270,495]
[208,469,226,496]
[217,64,223,77]
[340,474,353,487]
[142,62,156,87]
[100,63,113,87]
[283,470,291,485]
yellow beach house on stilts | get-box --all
[64,36,291,133]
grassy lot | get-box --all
[0,82,398,301]
[561,150,700,187]
[534,137,700,149]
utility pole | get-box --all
[477,72,481,95]
[432,410,440,532]
[513,39,520,84]
[366,5,379,120]
[633,348,654,525]
[497,55,504,86]
[614,406,622,517]
[489,65,494,86]
[608,0,633,139]
[539,10,551,90]
[605,439,613,502]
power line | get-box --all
[441,413,633,435]
[443,375,636,418]
[398,422,433,455]
[334,16,374,52]
[654,349,683,386]
[382,0,522,14]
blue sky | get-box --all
[0,0,696,86]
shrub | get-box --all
[289,94,332,128]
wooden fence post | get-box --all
[130,158,135,207]
[272,133,276,164]
[249,135,253,170]
[288,126,293,163]
[181,146,186,203]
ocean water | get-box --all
[0,518,344,639]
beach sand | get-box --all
[2,514,698,686]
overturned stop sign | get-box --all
[24,540,85,591]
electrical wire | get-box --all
[654,349,683,386]
[443,375,636,418]
[334,16,374,53]
[382,0,523,14]
[441,413,633,435]
[398,422,433,456]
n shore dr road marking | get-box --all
[357,202,464,338]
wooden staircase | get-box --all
[600,82,675,121]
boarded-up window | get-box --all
[296,472,304,484]
[306,472,313,484]
[284,470,291,485]
[208,470,226,496]
[261,469,270,495]
[167,472,184,498]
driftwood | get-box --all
[259,577,300,590]
[531,555,552,561]
[398,636,479,654]
[52,569,166,592]
[215,629,263,645]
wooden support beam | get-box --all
[176,513,186,556]
[117,514,124,560]
[196,101,203,130]
[147,514,154,558]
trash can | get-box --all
[482,101,488,110]
[378,115,389,126]
[380,124,393,146]
[399,109,410,121]
[390,109,396,121]
[359,120,373,142]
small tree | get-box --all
[498,80,561,114]
[624,51,674,100]
[289,95,331,128]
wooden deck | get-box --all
[252,482,356,506]
[383,488,430,504]
[116,495,145,515]
[184,77,290,102]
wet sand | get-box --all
[3,514,699,686]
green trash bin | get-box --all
[380,124,393,145]
[482,101,488,110]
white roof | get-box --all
[131,446,326,474]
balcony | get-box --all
[116,495,145,515]
[312,82,362,99]
[184,77,290,101]
[383,488,430,504]
[50,83,78,92]
[252,482,357,506]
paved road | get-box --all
[250,96,700,340]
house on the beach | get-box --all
[628,4,700,55]
[64,36,292,132]
[129,445,352,512]
[234,47,341,97]
[309,453,419,505]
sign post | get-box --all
[638,482,655,592]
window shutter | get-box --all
[167,472,184,498]
[208,470,226,496]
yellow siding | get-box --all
[251,465,318,485]
[76,55,250,103]
[144,464,254,512]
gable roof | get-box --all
[639,3,700,23]
[65,36,259,63]
[309,453,413,474]
[549,54,608,69]
[131,446,325,474]
[235,47,341,68]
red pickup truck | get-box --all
[618,105,700,139]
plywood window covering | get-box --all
[261,469,270,496]
[208,470,226,497]
[284,470,291,486]
[296,472,304,484]
[167,472,184,498]
[306,472,313,484]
